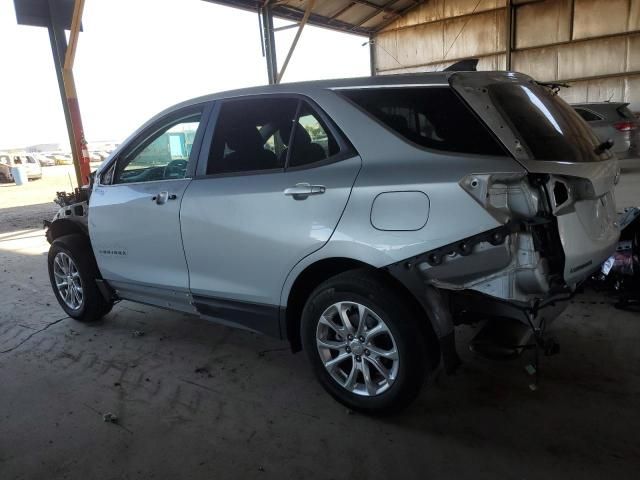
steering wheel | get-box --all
[164,159,188,179]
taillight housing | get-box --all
[614,121,637,132]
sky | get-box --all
[0,0,370,149]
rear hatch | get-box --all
[451,72,620,285]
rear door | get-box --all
[451,74,620,285]
[89,103,209,310]
[179,95,361,335]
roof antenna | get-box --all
[443,59,478,72]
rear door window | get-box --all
[287,102,340,168]
[207,97,298,175]
[339,87,506,156]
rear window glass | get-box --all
[574,108,602,122]
[340,87,506,156]
[617,106,635,120]
[488,83,602,162]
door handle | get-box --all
[284,183,326,200]
[151,192,178,205]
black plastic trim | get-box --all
[192,294,281,338]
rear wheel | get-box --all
[48,234,112,322]
[301,270,429,414]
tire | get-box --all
[301,269,429,414]
[48,234,113,322]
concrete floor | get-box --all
[1,168,639,479]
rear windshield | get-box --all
[340,87,507,156]
[488,83,602,162]
[617,105,636,120]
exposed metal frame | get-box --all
[203,0,426,37]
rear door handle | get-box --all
[152,192,178,205]
[284,183,326,200]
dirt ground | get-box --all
[1,166,639,479]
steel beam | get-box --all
[260,3,278,85]
[276,0,315,83]
[47,0,90,187]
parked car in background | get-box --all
[573,102,640,169]
[0,154,42,181]
[46,72,620,413]
[54,153,73,165]
[35,153,55,166]
[88,151,103,162]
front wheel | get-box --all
[48,234,113,322]
[301,270,429,414]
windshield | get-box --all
[488,83,604,162]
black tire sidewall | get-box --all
[47,235,108,322]
[301,273,427,413]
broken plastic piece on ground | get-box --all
[132,330,145,337]
[524,364,537,376]
[103,412,118,423]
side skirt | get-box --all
[192,295,282,338]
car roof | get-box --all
[161,70,532,114]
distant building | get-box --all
[25,143,62,153]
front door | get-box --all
[179,96,361,335]
[89,105,207,310]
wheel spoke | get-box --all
[365,356,391,384]
[354,304,368,337]
[367,344,398,361]
[360,360,377,396]
[71,285,81,307]
[343,362,358,391]
[319,314,346,338]
[316,338,347,350]
[324,352,350,369]
[338,303,355,333]
[364,323,385,342]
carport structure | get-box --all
[13,0,640,186]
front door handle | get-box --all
[152,192,178,205]
[284,183,326,200]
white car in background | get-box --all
[0,154,42,182]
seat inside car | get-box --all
[279,122,326,167]
[214,123,278,173]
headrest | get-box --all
[225,123,264,152]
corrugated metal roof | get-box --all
[203,0,426,36]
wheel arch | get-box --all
[46,218,89,244]
[283,257,440,366]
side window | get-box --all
[113,113,202,184]
[207,97,298,175]
[26,156,37,164]
[340,87,506,156]
[13,156,22,165]
[0,155,9,165]
[287,103,340,168]
[574,108,602,122]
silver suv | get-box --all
[46,72,620,413]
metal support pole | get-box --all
[277,0,315,84]
[48,0,90,187]
[369,37,376,76]
[260,4,278,85]
[505,0,513,71]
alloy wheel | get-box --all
[53,252,84,311]
[316,301,399,396]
